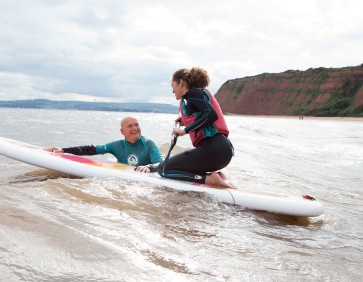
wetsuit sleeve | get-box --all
[146,162,161,173]
[63,145,97,155]
[184,88,218,134]
[95,143,114,154]
[146,139,163,163]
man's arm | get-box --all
[63,145,98,155]
[146,162,160,172]
[44,145,97,155]
[135,139,163,173]
[147,140,163,164]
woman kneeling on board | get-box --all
[157,67,234,188]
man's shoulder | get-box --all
[107,139,125,148]
[109,139,123,144]
[140,136,158,150]
[143,136,156,145]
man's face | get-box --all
[120,117,141,143]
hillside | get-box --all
[0,99,179,114]
[215,64,363,117]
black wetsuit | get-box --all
[157,88,233,183]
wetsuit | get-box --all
[63,136,163,167]
[158,88,233,183]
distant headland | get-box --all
[0,99,179,114]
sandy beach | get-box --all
[226,113,363,122]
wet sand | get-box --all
[227,113,363,122]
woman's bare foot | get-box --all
[205,172,232,188]
[217,171,227,181]
[217,171,237,188]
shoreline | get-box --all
[226,113,363,122]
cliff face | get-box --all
[215,64,363,117]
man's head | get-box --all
[120,117,141,143]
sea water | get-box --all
[0,108,362,281]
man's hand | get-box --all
[135,166,151,173]
[43,147,64,153]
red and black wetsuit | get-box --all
[158,88,233,183]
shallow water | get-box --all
[0,108,362,281]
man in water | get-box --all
[44,116,162,173]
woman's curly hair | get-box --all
[172,67,210,89]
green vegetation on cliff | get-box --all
[216,64,363,117]
[282,66,363,117]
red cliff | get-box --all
[215,64,363,117]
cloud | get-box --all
[0,0,362,103]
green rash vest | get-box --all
[96,136,163,166]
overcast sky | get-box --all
[0,0,362,105]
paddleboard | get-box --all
[0,136,324,217]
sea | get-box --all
[0,108,362,281]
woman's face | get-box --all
[171,79,187,100]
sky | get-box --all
[0,0,362,106]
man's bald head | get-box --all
[120,117,141,143]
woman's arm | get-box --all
[184,88,218,134]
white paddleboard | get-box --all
[0,136,324,217]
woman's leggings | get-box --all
[158,133,233,183]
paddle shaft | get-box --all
[163,122,180,173]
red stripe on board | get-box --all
[191,183,237,190]
[53,153,99,164]
[51,153,132,170]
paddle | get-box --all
[162,121,180,174]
